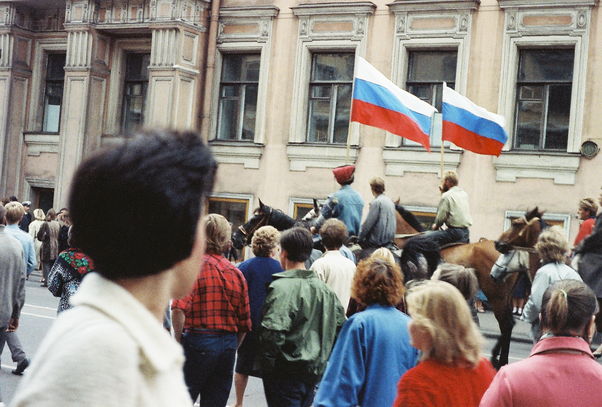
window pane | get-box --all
[308,100,331,142]
[218,99,239,140]
[222,85,239,98]
[222,54,261,82]
[311,54,354,82]
[518,49,574,82]
[241,84,258,141]
[544,84,571,150]
[408,51,457,82]
[333,84,352,144]
[311,85,331,99]
[515,100,543,149]
[125,53,150,81]
[408,84,433,104]
[46,54,66,81]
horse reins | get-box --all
[237,206,273,245]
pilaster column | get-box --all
[146,24,204,130]
[55,24,110,207]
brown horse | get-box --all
[403,207,545,368]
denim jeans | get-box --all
[262,372,316,407]
[182,331,237,407]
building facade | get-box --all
[1,0,601,247]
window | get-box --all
[406,50,457,147]
[307,53,355,144]
[217,54,260,141]
[514,49,574,151]
[208,196,252,260]
[122,53,150,130]
[405,206,437,231]
[42,53,66,133]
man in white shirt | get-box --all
[311,219,356,309]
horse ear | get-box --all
[259,198,265,209]
[313,198,319,212]
[394,197,400,204]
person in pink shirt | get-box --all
[480,279,602,407]
[574,198,598,248]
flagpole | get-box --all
[440,140,444,177]
[346,57,359,165]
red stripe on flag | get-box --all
[351,99,430,152]
[442,121,505,157]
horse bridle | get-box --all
[505,216,540,253]
[237,206,273,245]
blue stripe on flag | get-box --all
[442,103,508,144]
[354,78,432,135]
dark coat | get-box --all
[577,214,602,297]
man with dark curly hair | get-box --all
[315,258,419,407]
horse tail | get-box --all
[395,204,425,232]
[400,235,440,281]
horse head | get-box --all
[495,207,545,254]
[231,200,273,250]
[490,250,530,284]
[302,199,322,222]
[231,200,296,250]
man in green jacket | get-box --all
[258,227,346,407]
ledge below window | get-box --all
[286,143,360,171]
[383,148,462,176]
[493,152,581,185]
[23,133,60,156]
[209,141,264,169]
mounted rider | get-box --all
[315,164,364,238]
[429,170,472,246]
[358,177,396,250]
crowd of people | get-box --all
[1,128,602,407]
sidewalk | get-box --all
[478,310,532,344]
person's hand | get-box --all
[432,223,437,231]
[7,318,19,332]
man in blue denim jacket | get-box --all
[315,165,364,237]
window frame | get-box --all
[216,53,261,142]
[306,52,355,145]
[41,53,67,133]
[512,48,575,152]
[208,193,254,261]
[121,52,151,132]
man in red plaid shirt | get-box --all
[172,214,251,407]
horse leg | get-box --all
[490,307,515,369]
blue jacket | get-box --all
[320,185,364,236]
[314,304,419,407]
[5,224,36,276]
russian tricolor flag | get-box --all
[442,84,508,157]
[351,57,437,152]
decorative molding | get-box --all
[209,142,264,169]
[24,176,55,189]
[286,144,360,172]
[218,6,279,44]
[0,33,14,67]
[23,133,60,156]
[383,148,462,176]
[493,153,581,185]
[65,30,93,68]
[151,27,178,67]
[96,0,209,29]
[498,0,596,8]
[291,2,376,43]
[387,1,480,12]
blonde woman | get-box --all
[28,208,45,271]
[393,280,495,407]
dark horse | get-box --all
[401,207,546,368]
[231,200,296,252]
[232,200,425,263]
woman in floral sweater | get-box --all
[48,226,94,314]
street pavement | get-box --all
[2,272,600,406]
